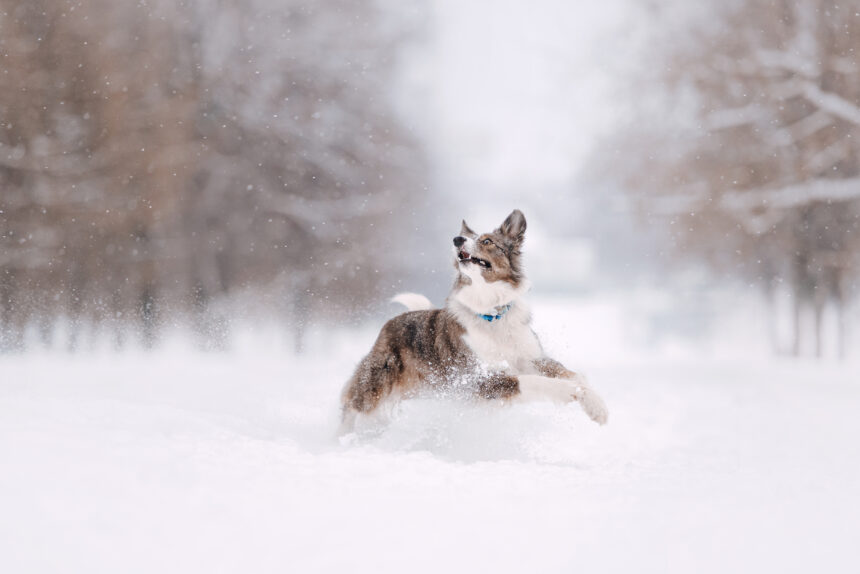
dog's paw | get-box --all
[575,387,609,425]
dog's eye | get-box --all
[482,239,492,246]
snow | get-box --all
[2,300,859,573]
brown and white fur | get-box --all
[339,209,608,434]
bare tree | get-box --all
[0,0,427,351]
[600,0,860,357]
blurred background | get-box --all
[4,5,860,571]
[2,0,859,360]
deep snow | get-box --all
[1,302,859,573]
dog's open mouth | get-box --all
[458,250,491,269]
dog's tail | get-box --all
[391,292,433,312]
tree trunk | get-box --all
[764,282,780,355]
[140,281,158,350]
[792,293,803,357]
[291,286,309,355]
[813,299,824,359]
[111,287,125,351]
[837,299,846,361]
[37,314,54,349]
[835,269,848,361]
[67,266,85,352]
[0,269,24,353]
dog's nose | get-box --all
[453,236,466,248]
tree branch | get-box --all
[721,177,860,211]
[801,82,860,126]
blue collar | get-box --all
[477,303,512,323]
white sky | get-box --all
[425,0,636,193]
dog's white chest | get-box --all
[448,269,541,373]
[461,315,542,373]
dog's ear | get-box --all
[498,209,526,243]
[460,219,477,238]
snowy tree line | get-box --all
[0,0,427,351]
[600,0,860,358]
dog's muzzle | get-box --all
[454,236,491,269]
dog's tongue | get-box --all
[458,250,469,260]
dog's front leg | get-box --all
[533,357,577,379]
[522,359,609,425]
[474,372,521,400]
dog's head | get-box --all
[453,209,526,287]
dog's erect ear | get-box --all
[498,209,526,243]
[460,219,477,238]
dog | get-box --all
[339,209,608,434]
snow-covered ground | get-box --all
[2,299,859,573]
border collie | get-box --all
[339,209,608,433]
